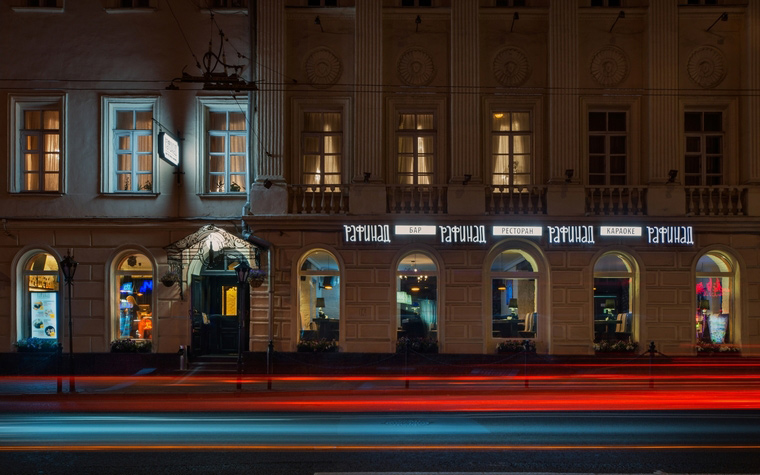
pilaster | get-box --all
[354,0,383,183]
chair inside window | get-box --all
[614,312,632,340]
[518,312,536,338]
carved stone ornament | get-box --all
[493,47,531,87]
[590,46,629,87]
[397,48,436,86]
[305,47,342,88]
[687,46,726,89]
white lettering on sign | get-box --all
[646,226,694,245]
[343,224,391,243]
[547,225,595,244]
[600,226,642,237]
[493,226,543,237]
[439,225,486,244]
[395,225,437,236]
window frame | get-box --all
[395,250,439,343]
[489,110,534,187]
[297,249,341,346]
[592,251,638,344]
[301,110,343,188]
[197,97,250,195]
[680,98,737,187]
[695,250,737,346]
[587,110,628,186]
[110,250,156,343]
[581,97,639,186]
[292,97,351,184]
[16,251,62,342]
[9,94,66,194]
[101,96,159,194]
[387,97,446,186]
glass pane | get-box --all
[45,154,59,171]
[513,155,530,173]
[24,110,41,129]
[118,174,131,191]
[418,136,433,154]
[25,154,39,171]
[230,155,245,173]
[137,154,152,172]
[609,136,626,154]
[229,112,246,130]
[513,135,531,154]
[116,110,133,130]
[398,156,413,173]
[706,156,722,174]
[26,253,58,272]
[304,112,322,131]
[492,278,537,338]
[418,155,433,175]
[210,112,227,131]
[303,155,320,173]
[706,175,722,186]
[704,112,722,132]
[512,112,530,131]
[398,137,413,154]
[323,112,341,131]
[706,136,722,154]
[137,134,152,153]
[137,174,152,191]
[135,110,152,130]
[118,136,131,151]
[398,114,415,130]
[44,173,59,192]
[684,155,701,174]
[492,113,510,131]
[230,135,246,153]
[589,155,605,173]
[492,136,509,154]
[118,154,132,171]
[24,174,39,191]
[324,155,340,173]
[697,253,730,273]
[303,136,320,153]
[684,112,701,132]
[417,114,434,130]
[210,136,225,153]
[324,135,341,154]
[610,156,626,174]
[686,136,701,153]
[230,175,246,191]
[588,112,606,131]
[25,135,39,151]
[608,112,626,131]
[209,176,225,192]
[209,156,225,172]
[43,111,59,129]
[595,253,630,273]
[43,133,59,152]
[491,250,535,272]
[588,136,605,154]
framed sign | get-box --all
[30,292,57,339]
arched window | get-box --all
[298,250,340,343]
[696,251,735,345]
[114,253,154,341]
[593,252,636,344]
[491,250,538,339]
[397,252,438,340]
[21,252,60,341]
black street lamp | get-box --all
[234,261,251,390]
[60,251,77,393]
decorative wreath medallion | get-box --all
[305,48,342,88]
[590,46,629,86]
[397,48,436,86]
[687,46,726,89]
[493,47,531,87]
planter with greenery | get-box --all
[496,340,535,354]
[696,341,741,355]
[14,337,61,353]
[594,339,638,354]
[297,338,338,353]
[110,339,152,353]
[396,336,438,354]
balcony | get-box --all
[685,187,747,216]
[585,186,647,216]
[486,185,547,215]
[289,185,348,214]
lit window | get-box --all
[20,252,60,341]
[491,250,537,339]
[696,252,735,346]
[588,111,627,186]
[396,113,435,185]
[593,252,636,345]
[684,111,723,186]
[114,253,154,341]
[302,111,342,188]
[298,250,340,345]
[397,252,437,341]
[102,97,158,193]
[199,98,248,194]
[10,95,65,193]
[491,111,532,186]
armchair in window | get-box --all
[518,312,536,338]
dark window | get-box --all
[588,111,627,186]
[684,111,723,186]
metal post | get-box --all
[234,262,251,391]
[60,251,77,393]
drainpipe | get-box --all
[242,217,274,376]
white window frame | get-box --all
[9,94,66,194]
[101,96,159,194]
[197,97,250,195]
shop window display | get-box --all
[696,252,734,345]
[397,252,438,341]
[22,252,60,340]
[298,250,340,343]
[115,253,153,340]
[593,253,635,344]
[491,250,537,339]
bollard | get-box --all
[178,345,187,371]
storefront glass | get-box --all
[593,253,634,343]
[491,250,537,338]
[299,250,340,343]
[24,252,60,340]
[115,253,153,340]
[696,252,733,345]
[397,252,437,341]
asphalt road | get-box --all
[2,410,759,474]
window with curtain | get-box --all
[208,110,247,193]
[302,111,342,188]
[21,252,60,341]
[114,253,154,341]
[397,252,437,341]
[684,111,723,186]
[588,111,627,186]
[396,113,435,185]
[593,252,635,344]
[491,250,537,339]
[102,97,157,194]
[696,252,735,346]
[491,111,531,186]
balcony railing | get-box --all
[585,186,647,216]
[289,185,348,215]
[685,187,747,216]
[486,186,547,215]
[387,185,447,214]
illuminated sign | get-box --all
[647,226,694,245]
[158,131,180,166]
[600,226,642,237]
[344,224,391,243]
[547,225,595,244]
[439,225,486,244]
[30,292,57,339]
[395,225,437,236]
[493,226,543,237]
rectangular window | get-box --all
[10,95,65,193]
[396,112,435,185]
[491,111,532,186]
[302,111,342,187]
[198,97,249,194]
[684,111,723,186]
[588,111,627,186]
[102,97,158,194]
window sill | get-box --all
[200,8,248,14]
[11,7,64,13]
[198,192,247,198]
[104,7,156,14]
[11,191,64,196]
[102,192,159,197]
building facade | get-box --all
[2,0,760,359]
